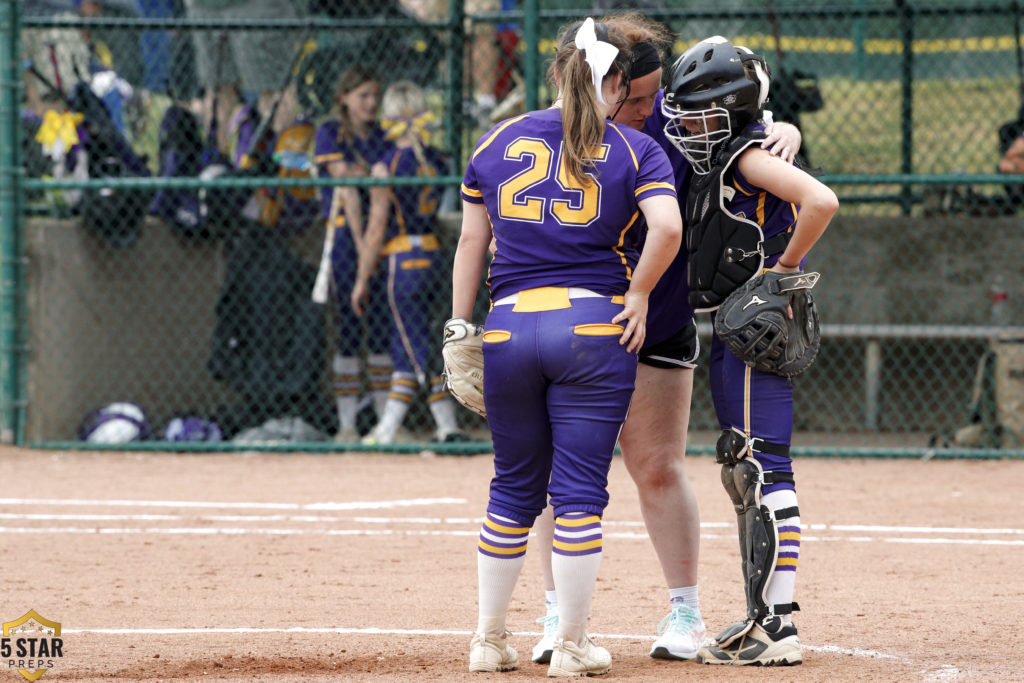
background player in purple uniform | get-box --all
[529,12,804,665]
[452,18,682,676]
[662,36,837,666]
[313,66,394,441]
[351,81,467,445]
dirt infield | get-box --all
[0,446,1021,682]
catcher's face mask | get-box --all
[662,102,731,175]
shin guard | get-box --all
[717,456,800,646]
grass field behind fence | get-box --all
[802,76,1017,178]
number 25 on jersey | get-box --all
[498,138,609,227]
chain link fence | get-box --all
[2,0,1022,455]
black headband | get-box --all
[629,40,662,79]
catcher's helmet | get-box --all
[662,36,771,173]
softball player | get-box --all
[451,18,682,676]
[313,65,394,440]
[353,81,466,445]
[661,36,837,666]
[529,12,804,665]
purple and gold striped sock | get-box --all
[551,512,603,643]
[478,512,529,559]
[552,512,603,557]
[763,488,801,625]
[476,512,529,634]
[777,523,801,573]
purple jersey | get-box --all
[313,120,394,220]
[728,124,799,252]
[381,144,446,240]
[638,89,697,348]
[461,108,676,302]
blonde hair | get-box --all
[381,80,426,120]
[381,80,434,165]
[547,20,630,187]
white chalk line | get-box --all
[0,497,1020,549]
[0,512,1020,537]
[1,498,966,676]
[0,525,1021,546]
[59,626,902,662]
[0,497,465,511]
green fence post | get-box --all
[0,0,24,443]
[854,0,866,79]
[523,0,539,112]
[446,0,465,164]
[897,0,914,215]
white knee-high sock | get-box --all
[763,488,800,625]
[476,512,529,635]
[367,353,392,419]
[428,375,460,436]
[372,372,415,440]
[551,512,603,644]
[332,353,360,431]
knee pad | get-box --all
[718,456,800,644]
[716,428,746,464]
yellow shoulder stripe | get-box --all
[635,181,676,197]
[606,122,639,170]
[472,114,531,160]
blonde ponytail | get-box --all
[548,20,630,187]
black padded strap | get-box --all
[770,505,800,521]
[749,438,790,458]
[761,231,791,257]
[768,601,800,617]
[761,470,794,485]
[774,602,798,618]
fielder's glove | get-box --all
[442,318,486,417]
[714,270,822,377]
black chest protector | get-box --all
[684,130,791,312]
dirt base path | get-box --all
[0,447,1019,681]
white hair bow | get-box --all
[574,17,619,104]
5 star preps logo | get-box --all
[2,611,63,682]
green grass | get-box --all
[800,75,1020,176]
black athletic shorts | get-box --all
[639,318,700,369]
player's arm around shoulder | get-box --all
[738,147,838,270]
[761,120,802,163]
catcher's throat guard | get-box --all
[715,270,822,377]
[684,129,791,312]
[718,447,800,646]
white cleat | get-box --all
[532,613,558,664]
[649,604,707,661]
[469,631,519,672]
[547,636,611,677]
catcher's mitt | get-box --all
[442,318,486,417]
[714,271,822,377]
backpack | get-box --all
[68,78,153,247]
[148,103,207,235]
[257,117,320,234]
